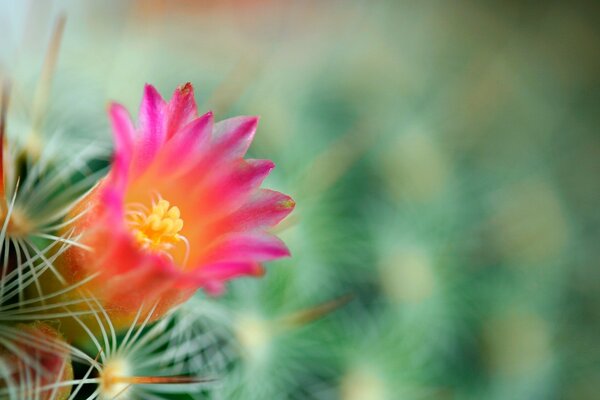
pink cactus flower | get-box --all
[54,83,294,331]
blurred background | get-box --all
[1,1,599,399]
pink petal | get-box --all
[109,103,135,161]
[218,189,295,232]
[100,186,126,223]
[211,116,259,159]
[158,112,213,172]
[191,158,275,217]
[165,82,197,140]
[133,84,167,175]
[108,103,135,190]
[192,261,264,282]
[177,116,259,182]
[201,232,290,264]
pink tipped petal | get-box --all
[160,112,213,170]
[178,116,259,181]
[201,232,290,264]
[218,189,296,232]
[134,84,167,175]
[165,82,197,140]
[216,159,275,193]
[194,261,264,282]
[108,103,135,189]
[193,159,275,216]
[212,116,259,159]
[109,103,135,160]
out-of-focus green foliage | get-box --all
[1,1,598,399]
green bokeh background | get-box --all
[1,1,599,399]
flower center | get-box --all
[100,358,132,399]
[125,196,188,262]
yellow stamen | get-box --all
[125,197,186,257]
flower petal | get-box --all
[175,116,259,186]
[217,189,295,232]
[201,231,290,264]
[190,158,275,218]
[108,103,135,190]
[211,116,259,159]
[159,111,213,172]
[134,84,167,175]
[192,261,264,284]
[165,82,197,140]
